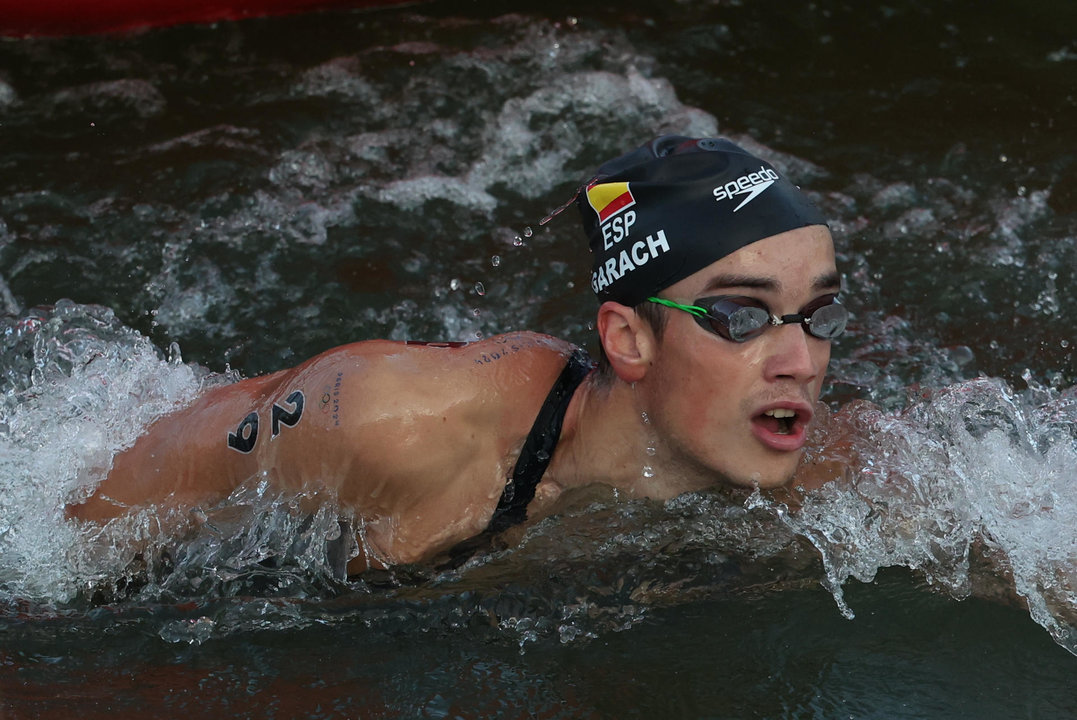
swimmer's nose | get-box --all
[763,322,824,384]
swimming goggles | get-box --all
[647,294,848,343]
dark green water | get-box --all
[6,571,1076,718]
[1,0,1075,717]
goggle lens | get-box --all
[805,301,848,339]
[705,299,770,342]
[649,295,848,343]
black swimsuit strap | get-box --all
[439,347,592,569]
[485,347,593,535]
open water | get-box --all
[1,0,1076,717]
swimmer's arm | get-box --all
[67,370,296,522]
[67,343,385,522]
[69,336,575,571]
[780,405,1043,612]
[67,341,486,522]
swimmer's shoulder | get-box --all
[262,333,581,427]
[286,332,580,381]
[447,332,581,373]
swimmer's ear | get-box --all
[596,301,654,384]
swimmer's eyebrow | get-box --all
[701,270,841,294]
[813,271,842,293]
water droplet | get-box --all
[491,255,501,267]
[474,282,486,296]
[642,465,655,478]
[450,278,461,291]
[1062,340,1070,349]
[641,412,650,424]
[645,446,657,456]
[167,341,183,365]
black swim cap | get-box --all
[578,136,828,306]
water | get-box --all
[1,0,1076,716]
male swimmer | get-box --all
[68,136,846,575]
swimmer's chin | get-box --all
[704,458,807,494]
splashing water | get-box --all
[0,302,204,602]
[1,300,1076,658]
[0,9,1072,660]
[773,376,1077,652]
[0,2,1074,714]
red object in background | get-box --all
[0,0,417,37]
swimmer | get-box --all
[67,136,846,575]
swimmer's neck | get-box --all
[540,373,716,503]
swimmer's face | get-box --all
[641,225,838,489]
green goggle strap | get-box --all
[646,296,708,317]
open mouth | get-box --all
[750,405,812,452]
[760,408,797,435]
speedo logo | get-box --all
[712,166,780,212]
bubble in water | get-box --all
[491,255,501,268]
[474,282,486,296]
[642,465,655,479]
[523,226,533,238]
[513,236,524,247]
[450,278,461,291]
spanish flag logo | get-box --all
[585,181,636,223]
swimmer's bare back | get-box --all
[67,332,580,574]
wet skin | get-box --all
[68,225,839,571]
[623,225,839,491]
[68,334,584,572]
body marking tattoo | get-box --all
[227,389,306,454]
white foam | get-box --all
[374,175,498,214]
[48,78,167,119]
[292,57,379,103]
[0,303,202,602]
[0,79,16,109]
[267,20,721,221]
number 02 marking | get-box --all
[271,390,304,437]
[227,390,305,454]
